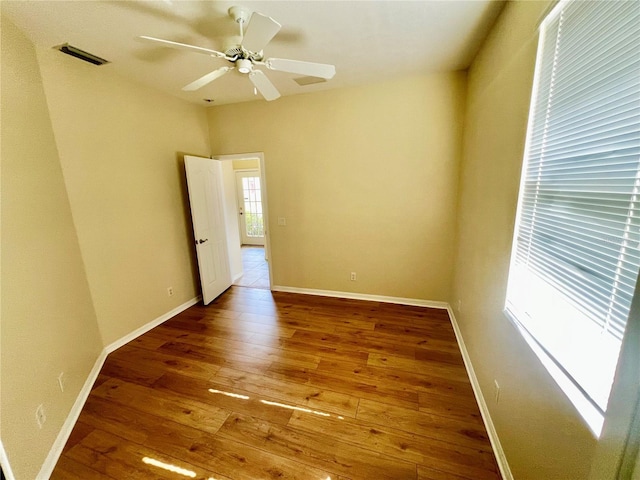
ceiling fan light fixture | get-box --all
[237,59,252,74]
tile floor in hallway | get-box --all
[234,245,270,289]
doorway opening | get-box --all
[212,153,272,292]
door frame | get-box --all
[213,152,273,289]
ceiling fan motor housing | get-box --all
[224,44,264,62]
[237,58,252,74]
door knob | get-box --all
[198,238,208,244]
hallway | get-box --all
[233,246,270,289]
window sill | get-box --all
[503,307,603,437]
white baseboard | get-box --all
[105,296,201,354]
[28,293,510,480]
[275,285,511,477]
[271,285,449,309]
[34,296,201,479]
[447,306,513,480]
[0,439,16,480]
[36,348,107,479]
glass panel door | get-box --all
[236,171,265,245]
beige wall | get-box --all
[208,73,466,301]
[35,45,211,346]
[1,17,103,479]
[233,158,259,170]
[451,1,598,478]
[4,2,628,477]
[1,14,212,477]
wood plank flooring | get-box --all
[51,287,501,480]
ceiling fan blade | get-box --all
[138,36,226,58]
[242,12,281,52]
[249,70,281,101]
[182,67,233,91]
[265,58,336,79]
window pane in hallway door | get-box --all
[243,177,263,236]
[236,171,265,245]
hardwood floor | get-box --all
[51,287,501,480]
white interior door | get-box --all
[236,170,265,246]
[184,155,232,304]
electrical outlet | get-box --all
[167,286,174,297]
[350,272,357,281]
[57,372,65,393]
[494,380,500,403]
[277,217,286,226]
[36,404,46,428]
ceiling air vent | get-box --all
[55,43,109,66]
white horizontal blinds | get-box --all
[514,0,640,340]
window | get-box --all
[505,0,640,435]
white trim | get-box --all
[447,306,514,480]
[28,293,509,479]
[105,296,201,353]
[273,286,511,476]
[35,296,201,479]
[37,348,107,479]
[504,308,604,436]
[212,152,262,162]
[0,439,16,480]
[271,285,449,309]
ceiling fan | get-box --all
[139,6,336,101]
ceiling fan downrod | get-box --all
[228,6,252,39]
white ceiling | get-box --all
[2,0,505,106]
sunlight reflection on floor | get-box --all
[206,387,344,419]
[208,388,250,400]
[142,457,196,478]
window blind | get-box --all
[506,0,640,417]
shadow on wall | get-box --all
[176,151,202,291]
